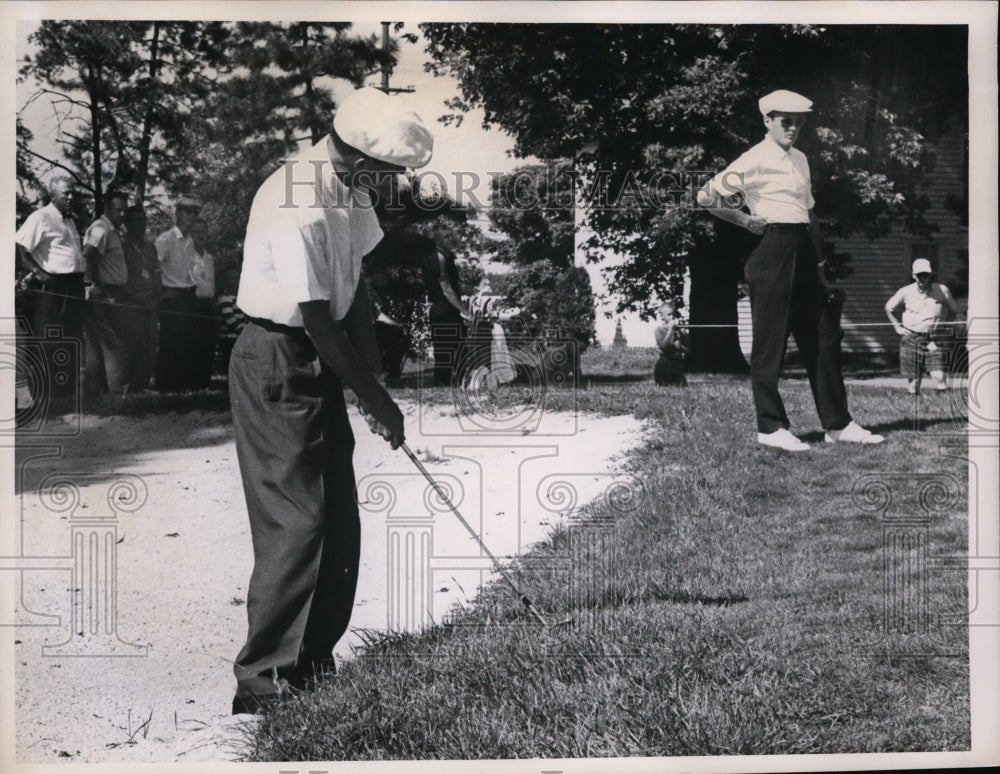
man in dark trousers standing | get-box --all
[697,89,883,452]
[154,197,202,391]
[229,87,433,714]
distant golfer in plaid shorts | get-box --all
[885,258,960,393]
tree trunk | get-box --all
[85,65,103,219]
[136,21,161,202]
[685,252,749,374]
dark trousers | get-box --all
[21,273,85,400]
[119,300,159,392]
[745,225,852,433]
[84,288,132,397]
[155,287,200,392]
[429,302,466,387]
[228,321,360,700]
[190,297,217,390]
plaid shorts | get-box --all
[900,332,945,379]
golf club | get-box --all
[400,441,555,627]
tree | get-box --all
[18,21,392,263]
[486,160,596,355]
[20,21,232,217]
[16,118,44,224]
[421,23,968,372]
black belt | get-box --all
[248,316,309,338]
[765,222,810,231]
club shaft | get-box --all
[401,443,549,626]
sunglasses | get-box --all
[773,115,807,128]
[914,272,932,278]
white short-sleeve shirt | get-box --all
[708,136,814,224]
[15,202,84,274]
[886,282,953,334]
[155,226,200,288]
[238,136,384,326]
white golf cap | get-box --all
[333,87,433,169]
[912,258,933,274]
[759,89,813,115]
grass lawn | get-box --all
[242,347,970,760]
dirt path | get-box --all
[10,400,647,764]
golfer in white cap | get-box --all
[885,258,959,393]
[229,87,433,714]
[697,89,884,451]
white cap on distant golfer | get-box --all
[175,197,201,211]
[759,89,813,115]
[333,87,433,169]
[912,258,933,275]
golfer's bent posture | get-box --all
[697,90,883,451]
[229,87,433,714]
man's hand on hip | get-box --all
[744,215,768,235]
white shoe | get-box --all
[757,428,810,452]
[906,380,918,395]
[824,421,885,444]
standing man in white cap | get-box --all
[697,89,884,451]
[229,87,433,714]
[885,258,960,393]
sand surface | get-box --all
[10,399,647,764]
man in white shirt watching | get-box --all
[697,89,883,452]
[229,87,432,714]
[14,175,86,403]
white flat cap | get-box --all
[759,89,813,115]
[911,258,933,274]
[333,87,433,169]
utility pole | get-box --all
[376,21,415,95]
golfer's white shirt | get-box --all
[238,135,383,327]
[709,136,814,224]
[15,203,84,274]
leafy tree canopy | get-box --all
[421,23,967,370]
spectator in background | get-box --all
[215,264,246,375]
[120,205,162,391]
[190,217,217,389]
[885,258,960,394]
[425,224,471,387]
[14,175,86,404]
[154,197,201,392]
[82,191,132,397]
[653,300,688,387]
